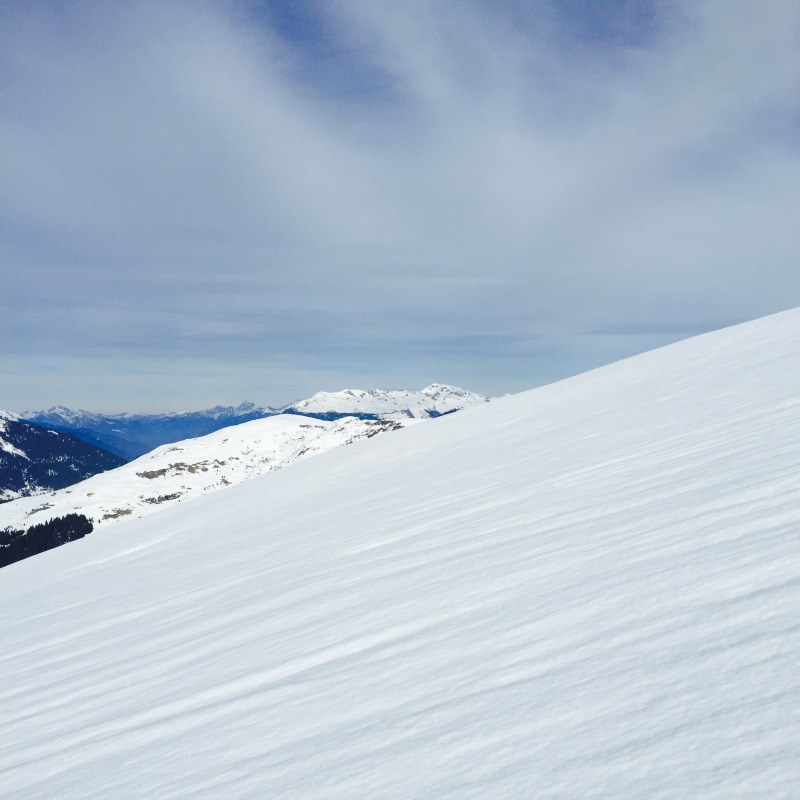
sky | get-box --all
[2,0,799,413]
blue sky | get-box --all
[2,0,799,412]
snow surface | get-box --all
[0,415,411,531]
[2,310,800,798]
[290,383,489,418]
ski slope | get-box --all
[0,415,409,532]
[2,310,800,798]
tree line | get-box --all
[0,514,93,568]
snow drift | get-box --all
[2,310,800,798]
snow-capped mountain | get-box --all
[24,402,271,460]
[0,414,411,531]
[287,383,489,420]
[0,411,125,503]
[3,310,800,797]
[23,385,487,459]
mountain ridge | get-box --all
[23,384,488,458]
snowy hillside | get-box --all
[0,415,409,531]
[288,383,489,419]
[3,310,800,797]
[0,411,125,502]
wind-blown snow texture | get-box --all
[2,311,800,798]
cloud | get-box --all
[1,0,799,410]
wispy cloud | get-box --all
[2,0,799,410]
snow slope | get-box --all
[2,310,800,798]
[0,415,409,531]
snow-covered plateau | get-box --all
[3,310,800,798]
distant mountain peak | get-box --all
[287,385,489,420]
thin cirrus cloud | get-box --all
[1,0,799,411]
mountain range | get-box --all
[25,384,488,459]
[22,402,271,460]
[3,311,799,796]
